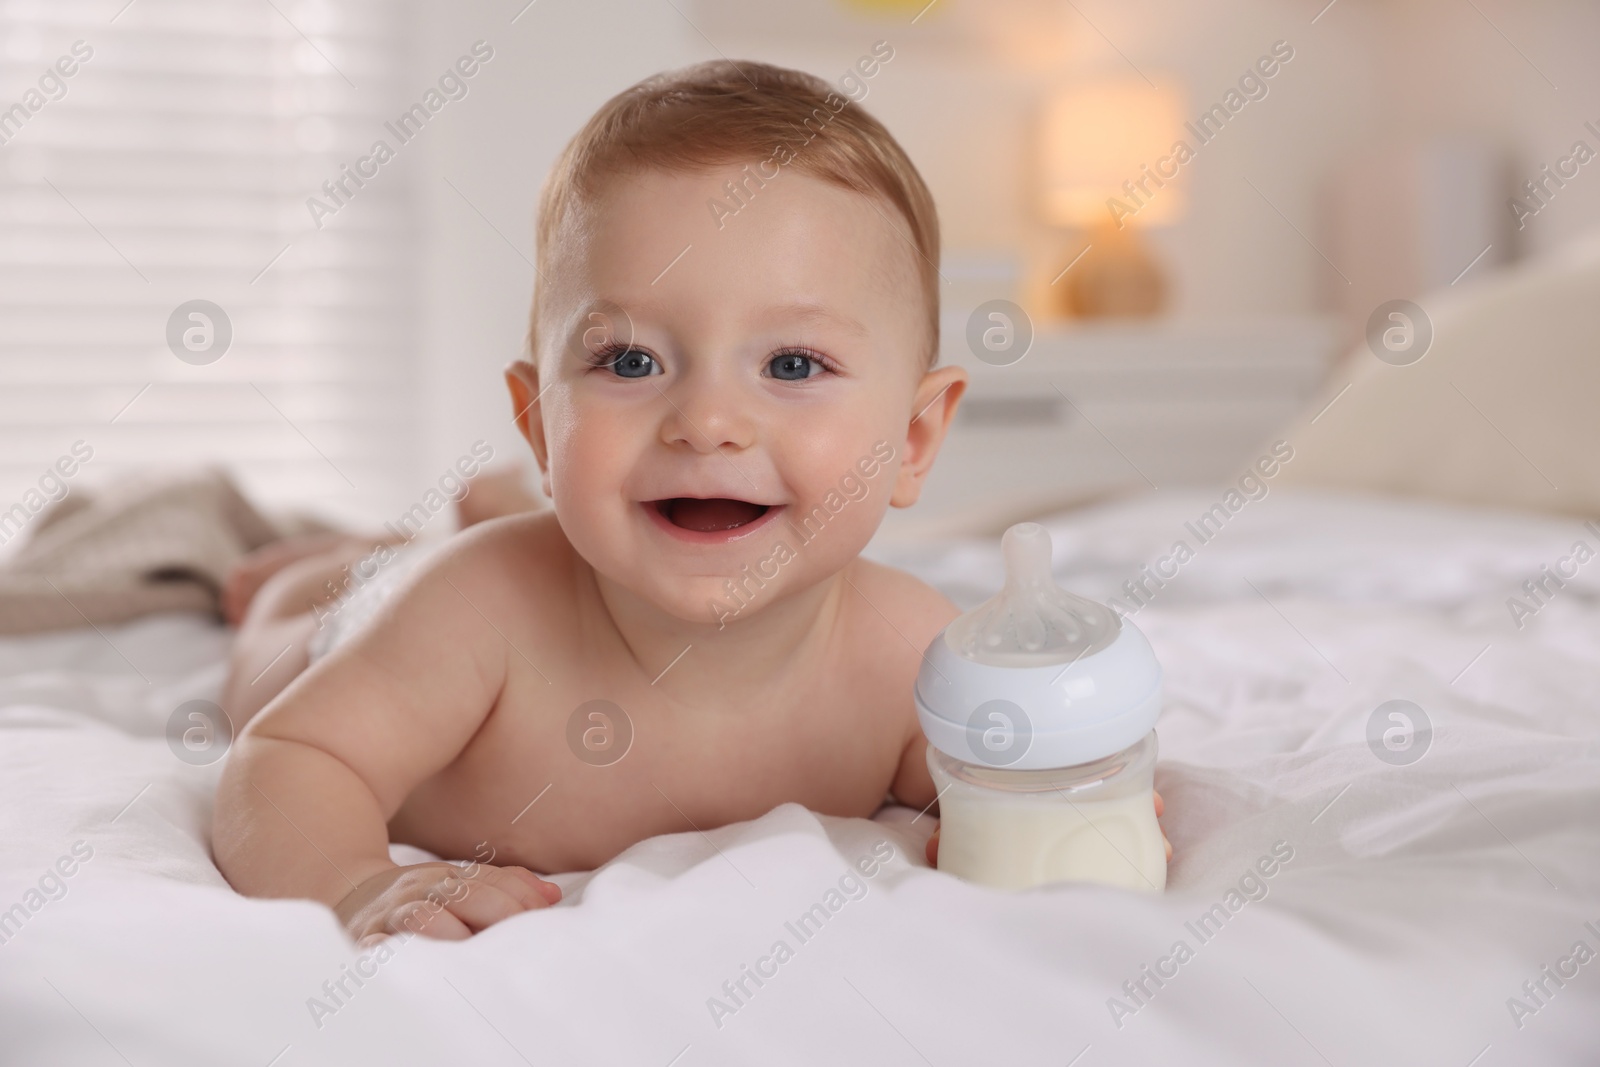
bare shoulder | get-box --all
[436,509,575,588]
[845,555,962,648]
[417,510,588,666]
[237,511,582,814]
[841,556,959,808]
[840,555,961,727]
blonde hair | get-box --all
[530,59,940,366]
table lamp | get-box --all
[1037,81,1185,318]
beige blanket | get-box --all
[0,467,333,635]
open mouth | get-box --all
[651,498,772,533]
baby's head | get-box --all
[507,59,966,625]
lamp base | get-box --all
[1056,224,1166,319]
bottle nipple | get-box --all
[943,522,1120,667]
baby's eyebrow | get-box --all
[764,302,869,338]
[560,298,870,349]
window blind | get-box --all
[0,0,419,534]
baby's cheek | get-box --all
[548,421,631,510]
[780,489,883,573]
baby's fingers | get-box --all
[497,865,563,906]
[389,900,473,942]
[439,880,534,933]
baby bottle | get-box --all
[915,522,1166,893]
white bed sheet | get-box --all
[1,489,1596,1065]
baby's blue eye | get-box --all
[604,348,659,378]
[768,351,820,381]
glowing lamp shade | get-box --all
[1039,82,1186,229]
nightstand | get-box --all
[874,316,1340,543]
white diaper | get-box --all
[306,539,445,663]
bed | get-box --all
[2,487,1597,1065]
[0,489,1593,1062]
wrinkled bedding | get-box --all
[1,489,1596,1065]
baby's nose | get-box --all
[656,377,757,453]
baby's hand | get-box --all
[924,790,1172,867]
[334,861,562,946]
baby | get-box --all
[212,59,1166,944]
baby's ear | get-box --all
[891,364,968,508]
[504,360,551,487]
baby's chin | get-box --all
[617,559,815,630]
[586,544,846,632]
[636,543,819,627]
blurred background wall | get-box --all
[2,0,1596,533]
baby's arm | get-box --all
[212,528,557,940]
[889,728,937,812]
[888,729,945,867]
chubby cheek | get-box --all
[544,402,638,551]
[755,442,902,587]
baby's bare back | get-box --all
[234,512,956,889]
